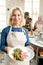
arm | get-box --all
[1,29,7,52]
[1,27,12,53]
[25,29,30,46]
[25,29,34,50]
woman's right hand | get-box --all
[5,46,12,53]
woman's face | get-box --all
[12,10,22,26]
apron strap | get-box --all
[22,27,26,35]
[10,26,12,32]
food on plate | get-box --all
[12,48,28,61]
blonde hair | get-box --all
[9,6,25,26]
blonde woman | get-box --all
[1,6,33,65]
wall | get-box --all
[40,0,43,19]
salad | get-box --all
[12,48,28,61]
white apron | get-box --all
[4,27,30,65]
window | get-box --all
[25,0,40,27]
[0,0,6,32]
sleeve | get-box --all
[25,29,30,46]
[0,29,7,52]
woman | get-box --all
[34,16,43,32]
[0,6,33,65]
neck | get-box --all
[12,23,22,28]
[12,25,21,28]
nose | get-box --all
[15,15,18,19]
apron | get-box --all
[4,27,29,65]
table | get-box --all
[29,37,43,47]
[29,37,43,65]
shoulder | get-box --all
[2,26,10,31]
[22,27,28,33]
[2,26,10,34]
[23,27,28,31]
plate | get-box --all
[27,48,34,60]
[8,46,34,61]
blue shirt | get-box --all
[0,26,30,52]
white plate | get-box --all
[27,48,34,60]
[8,46,34,61]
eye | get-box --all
[18,14,20,16]
[12,14,16,17]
